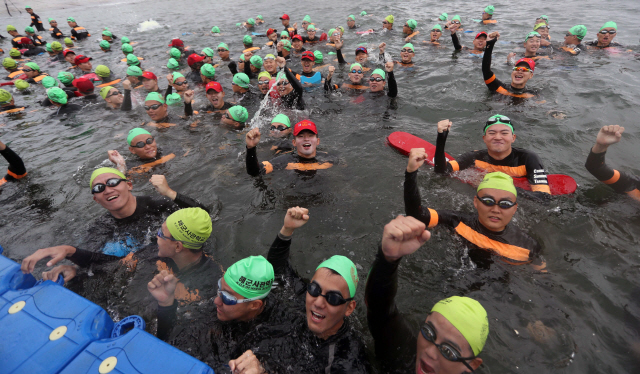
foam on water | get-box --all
[137,19,162,32]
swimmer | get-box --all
[74,55,94,75]
[243,53,263,79]
[406,153,545,267]
[273,57,304,109]
[220,105,248,130]
[200,63,215,85]
[64,37,74,48]
[2,58,23,80]
[231,73,255,104]
[403,19,419,42]
[277,39,292,60]
[7,25,25,48]
[126,53,143,69]
[99,84,131,111]
[325,63,368,92]
[217,42,230,61]
[561,25,587,54]
[168,38,195,59]
[263,54,278,75]
[534,15,549,27]
[246,120,335,176]
[279,13,297,36]
[450,24,485,54]
[534,23,551,47]
[48,18,64,39]
[382,15,394,30]
[585,125,640,201]
[507,32,543,64]
[143,92,172,124]
[347,14,357,29]
[303,25,320,44]
[125,66,143,88]
[57,71,75,88]
[435,117,551,194]
[99,40,111,52]
[21,168,208,281]
[369,62,397,98]
[255,15,264,25]
[139,71,161,93]
[185,81,233,116]
[268,113,293,153]
[47,87,82,116]
[292,34,306,53]
[366,215,489,374]
[71,78,99,101]
[424,24,443,45]
[21,62,48,84]
[108,128,161,173]
[165,72,189,97]
[0,89,27,114]
[63,49,76,65]
[17,38,45,57]
[257,71,271,97]
[67,17,90,41]
[24,26,45,46]
[244,18,255,30]
[186,54,205,84]
[483,32,538,98]
[0,139,27,187]
[586,22,621,49]
[25,6,45,32]
[266,28,279,48]
[396,43,415,67]
[121,43,134,57]
[296,51,324,87]
[482,5,496,24]
[301,15,312,31]
[242,35,253,50]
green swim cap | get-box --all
[48,87,68,104]
[58,71,74,84]
[371,68,386,80]
[271,113,291,128]
[316,255,359,298]
[67,17,76,23]
[406,19,417,30]
[89,167,126,188]
[385,15,394,24]
[25,5,31,9]
[122,44,133,53]
[250,55,263,68]
[350,63,363,71]
[9,49,21,58]
[121,36,130,44]
[51,41,63,51]
[303,15,311,23]
[48,18,55,23]
[145,91,165,104]
[169,47,181,59]
[99,40,111,50]
[280,30,290,37]
[14,79,29,91]
[276,71,287,81]
[568,25,587,40]
[167,58,179,69]
[127,127,151,145]
[524,31,541,42]
[25,26,34,34]
[102,30,112,37]
[126,54,140,66]
[600,21,617,31]
[99,86,114,100]
[25,62,40,72]
[264,53,276,60]
[307,25,315,31]
[314,50,323,63]
[282,40,291,51]
[243,35,253,46]
[42,76,57,89]
[202,47,214,57]
[533,23,548,31]
[200,63,216,78]
[228,105,248,122]
[247,18,255,25]
[477,172,517,197]
[328,28,337,37]
[483,114,514,134]
[211,26,220,33]
[171,71,184,83]
[224,255,274,299]
[360,11,367,16]
[258,71,271,80]
[402,43,415,52]
[236,23,242,27]
[257,15,263,20]
[2,57,16,69]
[46,43,53,52]
[538,15,548,21]
[484,5,495,15]
[64,37,73,45]
[0,89,12,104]
[439,13,448,21]
[218,42,229,51]
[348,15,355,21]
[6,25,16,32]
[165,93,182,106]
[95,65,111,78]
[126,65,142,77]
[432,24,443,31]
[452,15,461,22]
[165,207,212,250]
[337,26,344,34]
[431,296,489,357]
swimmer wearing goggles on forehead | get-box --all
[483,32,539,99]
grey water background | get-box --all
[1,0,640,372]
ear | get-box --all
[512,134,516,142]
[469,357,483,371]
[473,195,479,210]
[344,299,356,317]
[316,137,320,146]
[175,241,185,254]
[292,137,296,146]
[249,299,264,311]
[126,180,133,191]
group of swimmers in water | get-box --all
[1,5,638,374]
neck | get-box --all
[524,50,536,57]
[316,318,344,340]
[172,250,203,271]
[109,194,137,219]
[297,150,316,159]
[598,40,610,47]
[510,81,526,89]
[487,147,512,160]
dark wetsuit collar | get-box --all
[475,217,508,237]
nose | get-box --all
[214,294,222,306]
[313,295,327,308]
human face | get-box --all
[173,77,188,92]
[268,33,278,42]
[214,277,254,322]
[78,61,92,72]
[564,33,580,46]
[301,59,314,72]
[105,88,123,106]
[64,54,75,64]
[382,20,392,30]
[537,27,549,38]
[203,55,212,64]
[220,110,243,128]
[510,65,533,88]
[67,21,76,28]
[473,36,487,50]
[156,222,179,258]
[293,39,303,50]
[415,312,482,374]
[50,20,58,27]
[26,8,33,14]
[127,75,140,86]
[128,134,157,159]
[91,173,133,211]
[330,32,340,43]
[276,78,293,96]
[238,59,245,72]
[355,52,368,64]
[281,19,290,27]
[597,28,616,47]
[301,21,310,29]
[293,130,319,158]
[258,77,270,94]
[218,49,229,60]
[142,77,158,91]
[348,68,364,84]
[145,100,168,121]
[474,188,517,232]
[401,48,414,63]
[307,29,316,39]
[482,123,515,155]
[347,19,355,28]
[524,37,541,54]
[23,68,38,78]
[403,25,413,35]
[430,29,442,42]
[206,89,225,108]
[369,74,385,92]
[263,58,277,74]
[305,268,355,339]
[482,12,492,21]
[270,122,291,138]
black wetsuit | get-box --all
[0,104,28,115]
[22,47,46,57]
[49,52,65,62]
[405,169,542,265]
[483,39,538,98]
[325,71,397,98]
[586,40,622,49]
[4,69,24,80]
[184,100,232,116]
[49,26,64,39]
[277,51,292,61]
[70,26,90,41]
[246,147,336,176]
[434,131,550,194]
[303,36,320,44]
[277,67,304,110]
[185,69,203,84]
[0,146,27,187]
[10,35,25,49]
[28,34,45,46]
[51,102,83,116]
[585,150,640,201]
[29,13,46,32]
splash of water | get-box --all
[248,82,279,129]
[137,19,162,32]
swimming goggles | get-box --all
[307,281,353,306]
[131,137,154,148]
[369,76,384,82]
[91,178,127,194]
[420,322,476,372]
[476,194,517,209]
[217,278,266,305]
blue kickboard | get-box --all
[59,327,215,374]
[300,72,322,85]
[0,254,36,297]
[0,280,114,374]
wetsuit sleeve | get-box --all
[156,300,178,341]
[70,28,78,40]
[228,61,238,76]
[434,131,454,174]
[522,150,550,194]
[164,84,172,100]
[1,146,27,181]
[336,48,346,64]
[266,233,295,276]
[585,150,640,196]
[365,245,417,360]
[387,71,397,98]
[324,76,333,92]
[173,192,209,212]
[404,170,433,225]
[246,146,263,176]
[243,58,256,79]
[483,39,503,92]
[120,89,132,111]
[67,248,120,267]
[285,67,303,96]
[184,100,193,116]
[451,32,462,50]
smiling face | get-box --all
[105,88,123,107]
[218,49,229,60]
[524,37,541,54]
[91,173,133,212]
[145,100,168,122]
[473,36,487,50]
[142,77,158,91]
[78,61,92,72]
[206,89,225,108]
[258,77,270,94]
[173,77,188,92]
[292,39,303,50]
[510,64,533,88]
[305,267,355,339]
[537,27,549,38]
[307,29,316,39]
[483,123,515,155]
[369,74,385,92]
[293,130,319,158]
[355,51,368,64]
[415,312,482,374]
[348,68,364,84]
[597,28,616,46]
[401,48,414,63]
[128,134,157,160]
[474,188,517,232]
[301,59,314,73]
[430,30,442,41]
[263,58,277,74]
[276,78,293,96]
